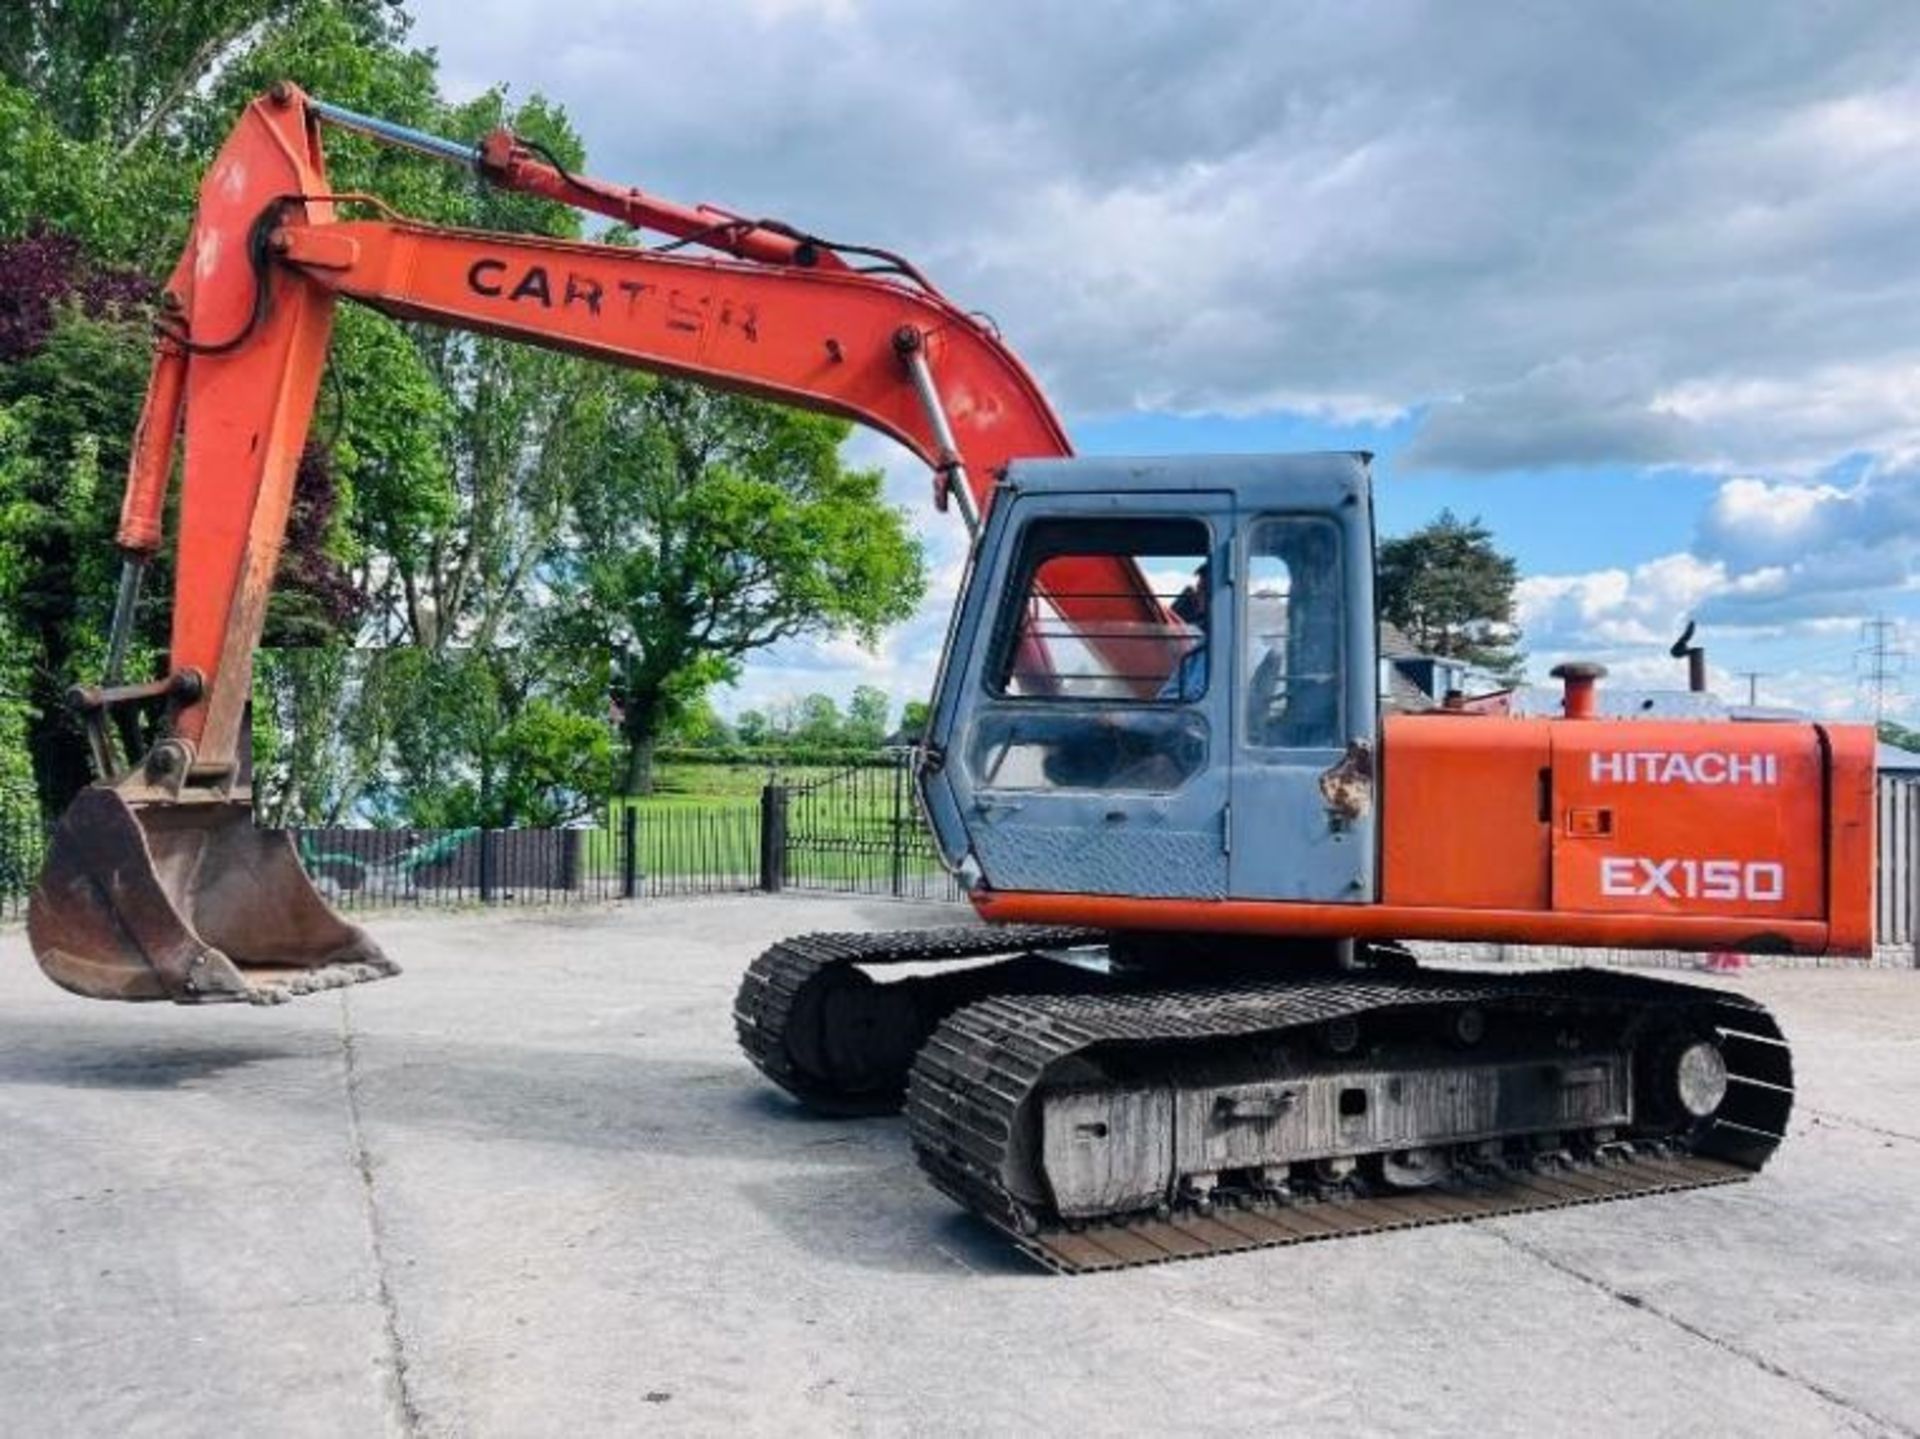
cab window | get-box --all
[989,517,1210,701]
[971,516,1211,793]
[1243,517,1343,749]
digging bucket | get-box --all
[28,786,398,1004]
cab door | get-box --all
[1226,459,1379,902]
[920,473,1235,900]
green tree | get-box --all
[256,646,613,829]
[793,693,843,746]
[897,699,931,742]
[0,2,414,265]
[253,646,385,825]
[844,685,891,747]
[0,408,47,831]
[1376,510,1524,679]
[0,2,449,814]
[3,1,401,157]
[377,648,611,829]
[551,379,926,795]
[1878,720,1920,753]
[662,698,735,749]
[328,90,594,653]
[0,307,149,808]
[490,698,616,827]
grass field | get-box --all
[646,761,862,799]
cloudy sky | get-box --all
[407,0,1920,725]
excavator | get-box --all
[26,85,1875,1272]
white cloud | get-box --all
[1518,552,1726,653]
[1698,476,1853,567]
[408,1,1920,474]
[1684,460,1920,621]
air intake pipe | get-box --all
[1550,661,1607,720]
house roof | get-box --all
[1383,666,1434,711]
[1378,620,1422,660]
[1879,742,1920,773]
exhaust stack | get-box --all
[1671,620,1707,693]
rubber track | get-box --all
[905,968,1793,1274]
[732,925,1100,1106]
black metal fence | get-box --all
[0,754,961,919]
[295,825,602,909]
[295,800,773,909]
[603,800,764,899]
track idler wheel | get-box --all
[28,786,397,1005]
[782,965,928,1114]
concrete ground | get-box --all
[4,897,1919,1439]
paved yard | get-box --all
[4,897,1919,1437]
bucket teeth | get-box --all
[28,784,398,1005]
[238,958,400,1006]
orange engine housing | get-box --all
[1378,713,1875,955]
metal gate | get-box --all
[780,756,962,902]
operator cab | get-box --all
[920,453,1378,905]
